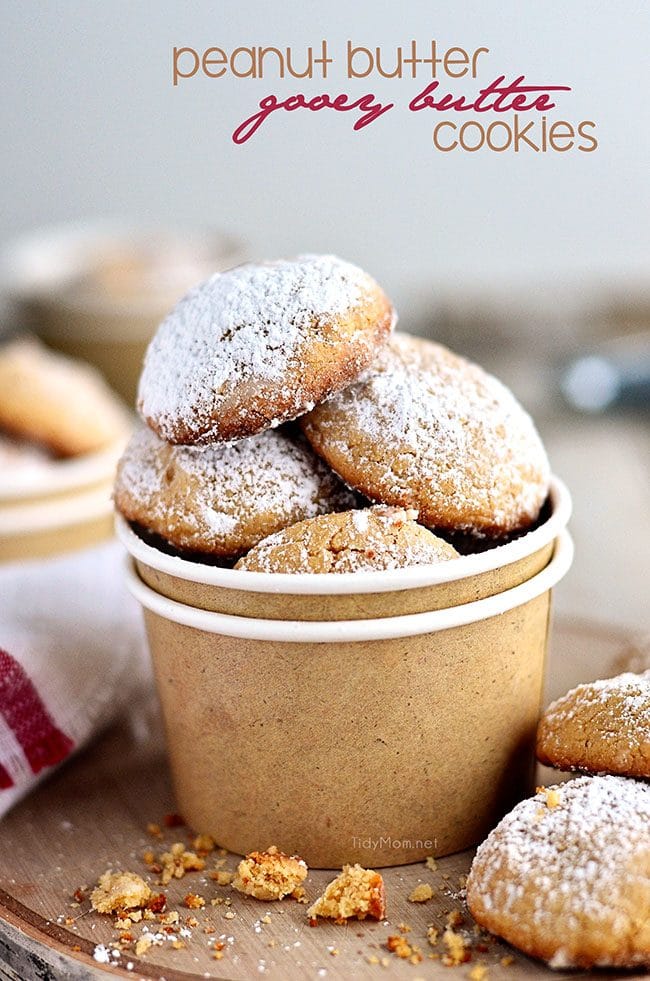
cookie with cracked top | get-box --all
[235,505,458,573]
[536,670,650,778]
[301,332,550,538]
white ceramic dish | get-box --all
[0,437,126,503]
[0,483,114,536]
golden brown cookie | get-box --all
[114,424,356,558]
[235,505,458,573]
[0,337,130,457]
[301,333,550,538]
[137,254,395,445]
[536,671,650,778]
[232,845,308,901]
[466,776,650,969]
[308,865,386,923]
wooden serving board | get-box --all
[0,618,648,981]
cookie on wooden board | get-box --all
[536,670,650,778]
[466,776,650,969]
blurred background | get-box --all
[1,1,649,628]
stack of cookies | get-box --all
[115,253,550,573]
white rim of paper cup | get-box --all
[115,475,571,596]
[124,530,573,643]
[0,436,126,503]
[0,483,113,536]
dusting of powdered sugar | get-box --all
[351,509,370,534]
[235,504,458,573]
[115,424,356,555]
[467,776,650,967]
[302,332,550,533]
[137,254,381,442]
[544,671,650,735]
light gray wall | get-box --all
[2,1,649,315]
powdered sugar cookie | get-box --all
[301,333,550,539]
[114,424,356,558]
[536,671,650,778]
[137,254,395,445]
[235,505,458,573]
[466,776,650,969]
[0,337,129,457]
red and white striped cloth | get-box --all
[0,541,149,815]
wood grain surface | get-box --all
[0,618,648,981]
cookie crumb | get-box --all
[147,892,167,914]
[409,883,434,903]
[308,865,385,923]
[135,935,154,957]
[536,786,562,809]
[211,870,234,886]
[233,845,308,901]
[442,928,470,966]
[386,934,423,963]
[183,893,205,909]
[159,843,205,885]
[468,965,489,981]
[90,871,152,914]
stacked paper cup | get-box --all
[118,489,571,869]
[1,440,125,562]
[116,254,573,868]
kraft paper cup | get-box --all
[124,531,573,869]
[2,222,247,403]
[116,476,571,620]
[0,438,124,561]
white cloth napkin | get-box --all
[0,540,149,815]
